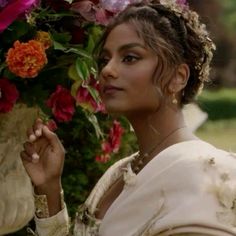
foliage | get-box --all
[198,89,236,120]
[219,0,236,33]
[196,119,236,152]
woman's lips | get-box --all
[103,85,123,95]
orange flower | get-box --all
[6,40,47,78]
[35,31,52,49]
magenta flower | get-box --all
[0,0,38,33]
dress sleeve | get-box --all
[32,190,70,236]
[34,207,70,236]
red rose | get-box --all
[46,85,75,122]
[45,119,58,131]
[0,77,19,113]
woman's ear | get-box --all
[168,63,190,93]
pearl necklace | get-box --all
[132,126,187,173]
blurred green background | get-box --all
[189,0,236,152]
[197,89,236,152]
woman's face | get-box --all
[98,23,161,117]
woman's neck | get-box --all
[127,106,197,158]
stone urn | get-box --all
[0,104,38,235]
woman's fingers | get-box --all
[33,118,44,138]
[20,150,39,164]
[23,142,40,163]
[20,150,32,162]
[27,118,44,142]
[42,126,64,153]
[27,127,36,142]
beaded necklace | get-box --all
[132,126,187,173]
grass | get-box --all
[196,119,236,152]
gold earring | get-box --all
[172,93,178,105]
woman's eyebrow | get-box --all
[102,43,146,54]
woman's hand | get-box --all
[20,118,65,189]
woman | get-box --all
[21,0,236,235]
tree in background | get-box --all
[189,0,236,87]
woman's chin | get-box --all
[104,104,126,115]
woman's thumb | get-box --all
[42,125,60,149]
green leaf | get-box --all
[0,63,6,74]
[87,85,100,102]
[68,64,83,82]
[75,58,90,81]
[86,34,95,54]
[53,41,67,51]
[51,32,71,44]
[71,81,82,97]
[1,20,34,45]
[85,112,103,138]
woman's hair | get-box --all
[96,0,216,104]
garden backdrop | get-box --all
[0,0,235,235]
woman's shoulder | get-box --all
[155,139,236,173]
[142,140,236,195]
[144,141,236,235]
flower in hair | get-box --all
[158,0,216,82]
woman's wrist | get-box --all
[34,179,62,195]
[34,179,64,217]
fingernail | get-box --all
[32,153,39,163]
[35,129,42,137]
[29,134,36,142]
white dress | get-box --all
[35,140,236,236]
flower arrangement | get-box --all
[0,0,139,162]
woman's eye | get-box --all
[123,55,139,63]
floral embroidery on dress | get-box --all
[201,155,216,172]
[122,162,138,187]
[215,182,236,227]
[74,204,100,236]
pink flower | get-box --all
[100,0,142,13]
[108,120,124,153]
[46,85,75,122]
[0,77,19,113]
[95,7,110,25]
[0,0,38,33]
[71,0,110,25]
[95,120,123,163]
[176,0,187,5]
[71,1,96,22]
[101,140,112,153]
[76,77,105,113]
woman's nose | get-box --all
[100,59,118,80]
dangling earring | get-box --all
[172,93,178,105]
